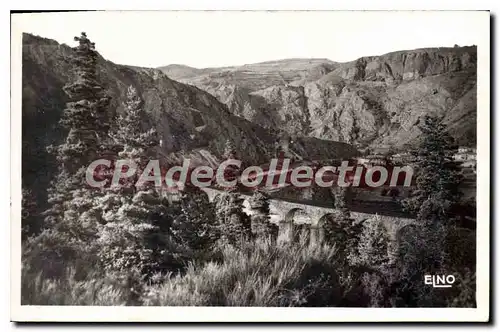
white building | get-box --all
[454,149,476,162]
[390,152,413,164]
[365,155,388,167]
[458,146,476,154]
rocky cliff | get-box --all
[162,47,477,151]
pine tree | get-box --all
[395,115,464,306]
[214,190,251,245]
[402,115,463,225]
[212,141,250,244]
[97,85,176,276]
[322,186,361,260]
[249,190,275,240]
[400,114,463,272]
[97,188,174,274]
[110,85,158,165]
[25,33,112,279]
[43,32,112,228]
[172,185,219,255]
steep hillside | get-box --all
[166,47,477,150]
[22,33,358,213]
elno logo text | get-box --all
[424,275,456,288]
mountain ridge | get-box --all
[160,45,477,150]
[21,32,359,213]
[159,46,475,77]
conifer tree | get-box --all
[399,115,463,273]
[212,139,250,244]
[25,33,112,278]
[214,190,251,245]
[110,86,158,165]
[43,32,112,229]
[249,190,275,240]
[172,185,218,255]
[322,186,361,260]
[396,115,463,306]
[97,85,175,276]
[403,115,463,225]
[219,138,241,189]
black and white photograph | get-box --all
[9,10,490,322]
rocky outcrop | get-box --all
[167,47,477,150]
[329,47,476,83]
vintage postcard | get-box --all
[10,10,490,322]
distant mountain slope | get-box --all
[157,64,212,80]
[163,47,477,150]
[160,58,337,91]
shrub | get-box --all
[349,215,390,269]
[141,237,359,307]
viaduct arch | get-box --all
[202,187,416,242]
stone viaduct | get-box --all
[202,187,416,243]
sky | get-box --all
[12,11,487,69]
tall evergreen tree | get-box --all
[403,115,462,224]
[395,115,464,306]
[97,85,176,276]
[322,186,361,260]
[43,32,112,229]
[110,86,158,165]
[24,33,112,279]
[249,190,276,240]
[214,190,251,245]
[212,139,250,244]
[172,185,219,256]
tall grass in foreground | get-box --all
[21,236,367,306]
[141,236,362,306]
[21,267,133,305]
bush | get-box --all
[349,215,390,269]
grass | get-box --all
[20,228,476,307]
[141,236,346,306]
[21,267,132,305]
[21,236,360,306]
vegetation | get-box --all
[24,32,113,280]
[22,236,371,307]
[213,189,252,245]
[394,115,475,307]
[172,185,219,260]
[21,34,475,308]
[249,190,277,240]
[322,186,361,262]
